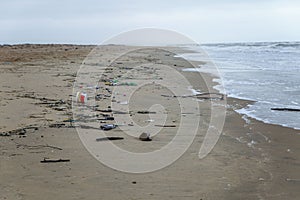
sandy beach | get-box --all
[0,44,299,200]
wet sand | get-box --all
[0,44,299,200]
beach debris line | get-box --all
[96,137,124,141]
[0,126,39,136]
[18,93,72,113]
[40,158,70,163]
[271,108,300,112]
[139,132,152,141]
[49,123,67,128]
[161,92,225,100]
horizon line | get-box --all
[1,40,299,46]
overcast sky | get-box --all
[1,0,300,44]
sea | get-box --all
[180,42,300,130]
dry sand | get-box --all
[0,44,299,200]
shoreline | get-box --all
[0,44,299,199]
[177,46,300,131]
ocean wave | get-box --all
[273,42,300,48]
[202,42,300,49]
[180,44,300,130]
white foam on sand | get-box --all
[182,66,220,77]
[188,87,201,95]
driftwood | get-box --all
[97,109,112,113]
[49,123,66,128]
[155,125,176,127]
[137,111,157,114]
[40,158,70,163]
[48,123,74,128]
[98,116,114,121]
[161,94,178,98]
[16,143,63,150]
[96,137,124,141]
[271,108,300,112]
[113,110,129,114]
[194,93,224,100]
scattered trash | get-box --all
[53,106,67,111]
[0,132,11,137]
[18,129,26,135]
[80,93,87,103]
[76,92,87,103]
[100,124,117,131]
[139,132,152,141]
[95,94,103,101]
[40,158,70,163]
[247,140,257,148]
[96,137,124,141]
[105,88,112,93]
[119,82,137,86]
[119,101,128,105]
